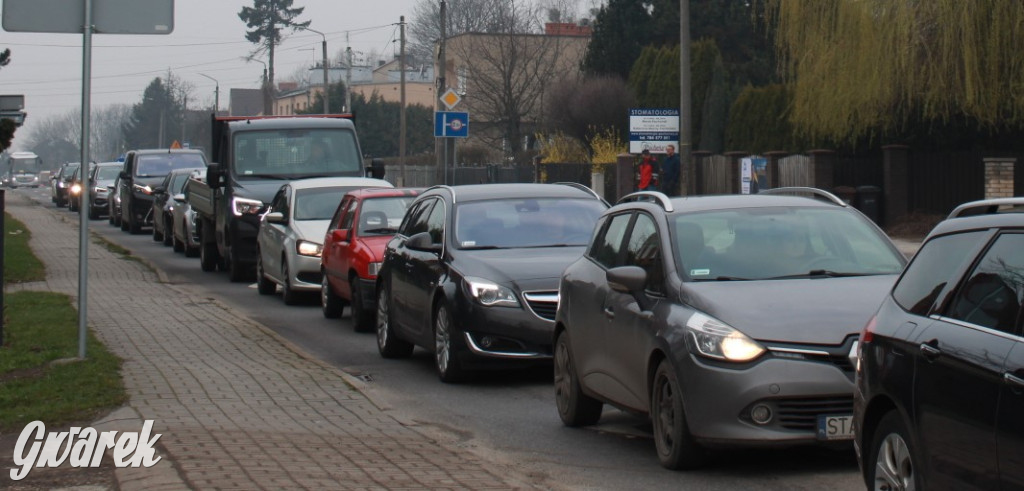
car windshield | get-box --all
[673,207,905,281]
[63,164,80,179]
[455,198,605,249]
[96,166,122,180]
[233,128,362,179]
[294,186,360,221]
[358,196,417,235]
[136,154,206,177]
[168,173,191,194]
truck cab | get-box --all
[190,115,369,282]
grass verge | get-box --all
[4,212,45,283]
[1,214,126,433]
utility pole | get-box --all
[199,73,219,115]
[346,32,352,112]
[400,16,407,186]
[679,0,691,196]
[300,26,329,114]
[436,0,448,184]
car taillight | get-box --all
[860,315,876,344]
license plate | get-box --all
[817,414,854,440]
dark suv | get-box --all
[118,149,207,234]
[554,188,907,469]
[854,197,1024,490]
[374,183,608,382]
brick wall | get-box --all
[984,158,1016,199]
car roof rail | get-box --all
[617,191,674,212]
[423,184,456,203]
[947,197,1024,219]
[553,182,610,206]
[760,187,847,207]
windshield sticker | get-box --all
[462,241,476,247]
[690,268,710,276]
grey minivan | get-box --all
[553,188,907,469]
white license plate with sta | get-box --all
[817,414,854,440]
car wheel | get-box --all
[376,280,413,358]
[199,226,219,272]
[108,208,115,225]
[227,248,251,283]
[172,231,185,253]
[434,302,467,383]
[152,219,163,241]
[281,261,299,305]
[350,276,374,332]
[88,205,99,220]
[651,360,705,470]
[120,213,130,231]
[256,252,276,295]
[185,242,199,258]
[162,216,173,246]
[321,275,344,319]
[554,330,603,427]
[869,411,920,491]
[128,214,142,234]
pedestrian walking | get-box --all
[661,144,680,196]
[637,149,658,191]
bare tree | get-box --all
[543,75,634,148]
[23,104,133,166]
[448,1,587,162]
[408,0,537,65]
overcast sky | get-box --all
[0,0,415,150]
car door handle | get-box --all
[1004,373,1024,389]
[919,343,941,361]
[603,306,615,319]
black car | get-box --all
[118,149,207,234]
[374,183,608,382]
[51,162,80,208]
[152,168,203,246]
[854,197,1024,490]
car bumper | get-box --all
[288,253,324,291]
[677,354,855,447]
[452,297,554,366]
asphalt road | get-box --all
[21,187,865,490]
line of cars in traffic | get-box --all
[42,152,1024,483]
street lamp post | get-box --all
[198,73,219,115]
[245,56,270,115]
[300,26,329,114]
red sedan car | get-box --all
[321,187,420,331]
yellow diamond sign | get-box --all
[440,88,461,110]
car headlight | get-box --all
[57,181,66,188]
[94,186,106,194]
[70,183,82,195]
[367,262,382,277]
[232,197,264,216]
[133,183,153,195]
[464,276,520,307]
[296,240,322,257]
[685,312,765,362]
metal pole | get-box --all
[0,189,5,347]
[400,16,407,186]
[199,73,219,115]
[322,37,329,113]
[679,0,692,196]
[437,0,447,184]
[78,0,94,359]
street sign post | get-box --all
[628,108,680,154]
[434,111,469,138]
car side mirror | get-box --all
[153,186,166,194]
[264,211,286,224]
[173,193,186,203]
[607,266,647,293]
[406,231,441,253]
[119,171,128,180]
[207,163,223,189]
[331,229,350,242]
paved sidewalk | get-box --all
[5,191,536,490]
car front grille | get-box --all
[775,397,854,431]
[522,291,558,321]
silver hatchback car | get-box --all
[553,188,907,469]
[256,177,393,305]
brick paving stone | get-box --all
[4,192,539,490]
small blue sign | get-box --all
[434,111,469,138]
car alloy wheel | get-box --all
[321,275,344,319]
[256,252,276,295]
[651,360,704,470]
[870,412,918,491]
[163,216,174,246]
[554,331,603,426]
[376,281,412,358]
[433,303,466,383]
[281,261,299,305]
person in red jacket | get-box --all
[637,149,659,191]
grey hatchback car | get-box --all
[553,188,907,469]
